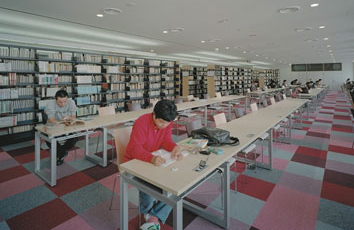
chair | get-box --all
[127,102,141,111]
[185,119,203,137]
[213,113,227,127]
[262,99,268,107]
[187,95,194,101]
[215,92,222,98]
[109,126,133,210]
[234,107,244,118]
[150,99,159,107]
[174,98,183,104]
[95,106,116,159]
[270,97,276,105]
[250,103,258,112]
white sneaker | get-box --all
[139,222,158,230]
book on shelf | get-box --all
[152,149,189,167]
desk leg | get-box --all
[120,175,129,230]
[222,161,230,229]
[245,96,248,115]
[103,127,107,167]
[173,199,183,230]
[204,106,208,126]
[268,129,273,170]
[50,139,57,187]
[288,115,292,144]
[84,133,89,157]
[35,132,41,172]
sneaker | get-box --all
[139,222,158,230]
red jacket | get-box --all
[124,113,177,163]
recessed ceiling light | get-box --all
[126,2,137,7]
[201,40,205,43]
[217,19,228,24]
[295,27,312,32]
[330,53,334,56]
[242,51,247,53]
[304,38,319,42]
[256,54,259,57]
[163,30,168,34]
[323,37,329,40]
[327,45,331,48]
[278,6,301,13]
[96,14,103,17]
[329,50,333,52]
[265,57,269,59]
[233,46,241,49]
[104,8,122,15]
[225,47,230,50]
[208,39,221,43]
[170,27,184,32]
[150,49,154,52]
[310,3,319,7]
[215,48,219,51]
[273,59,276,61]
[319,25,326,29]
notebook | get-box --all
[152,149,189,167]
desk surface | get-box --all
[248,87,286,95]
[298,88,324,97]
[35,95,246,138]
[120,98,308,196]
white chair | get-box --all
[187,95,194,101]
[215,92,222,98]
[185,119,203,137]
[127,102,141,111]
[250,103,258,112]
[282,94,287,100]
[270,97,276,105]
[213,113,227,127]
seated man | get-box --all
[45,89,78,165]
[124,99,183,230]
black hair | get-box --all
[55,90,68,100]
[153,99,177,122]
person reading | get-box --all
[44,89,78,165]
[124,99,183,230]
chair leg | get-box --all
[109,174,119,210]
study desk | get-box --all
[298,88,325,117]
[247,87,287,106]
[34,95,245,186]
[119,98,308,230]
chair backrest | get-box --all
[187,95,194,101]
[270,97,276,105]
[98,106,115,116]
[204,94,210,99]
[234,107,244,118]
[262,99,268,107]
[282,94,287,100]
[193,97,200,101]
[127,103,141,111]
[151,99,159,108]
[185,119,203,137]
[250,103,258,112]
[247,88,251,93]
[174,98,183,104]
[215,92,222,98]
[213,113,227,127]
[113,126,133,169]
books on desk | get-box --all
[152,149,189,167]
[180,138,208,149]
[59,119,86,126]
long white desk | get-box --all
[119,98,308,230]
[34,95,246,186]
[298,87,325,117]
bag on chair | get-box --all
[191,127,239,146]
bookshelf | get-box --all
[253,69,280,88]
[180,65,207,99]
[0,44,180,144]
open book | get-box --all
[59,119,86,126]
[152,149,189,167]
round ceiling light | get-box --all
[170,27,184,32]
[104,8,123,15]
[304,38,319,42]
[278,6,301,13]
[295,27,312,32]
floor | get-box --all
[0,90,353,230]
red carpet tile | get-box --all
[333,115,351,120]
[323,106,335,109]
[302,127,310,131]
[0,165,30,183]
[14,150,50,164]
[295,146,328,159]
[291,154,327,168]
[314,119,332,124]
[328,145,354,156]
[324,169,354,189]
[321,181,354,207]
[334,108,349,112]
[234,174,276,201]
[306,131,331,139]
[302,120,313,125]
[7,199,77,230]
[331,125,353,133]
[46,172,96,197]
[82,163,119,181]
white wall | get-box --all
[279,61,354,89]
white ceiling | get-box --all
[0,0,354,68]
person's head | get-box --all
[55,90,69,108]
[153,99,177,129]
[283,80,287,83]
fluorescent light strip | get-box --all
[251,61,272,65]
[196,51,242,60]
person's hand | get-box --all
[151,156,166,166]
[171,146,183,161]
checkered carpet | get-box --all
[0,91,353,230]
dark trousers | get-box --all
[46,137,78,159]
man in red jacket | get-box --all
[124,99,182,230]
